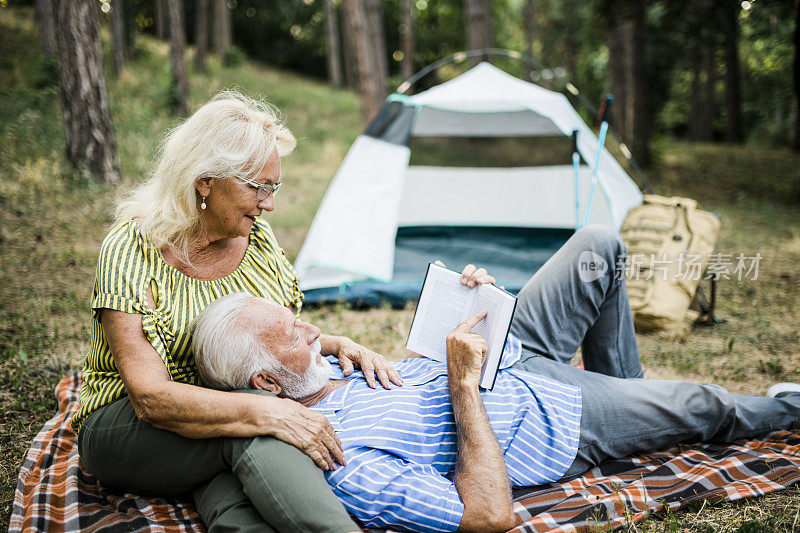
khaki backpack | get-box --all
[620,195,721,334]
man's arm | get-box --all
[446,312,517,533]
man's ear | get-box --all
[195,176,213,198]
[250,370,283,396]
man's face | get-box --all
[252,299,332,398]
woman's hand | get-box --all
[434,260,497,288]
[336,337,403,390]
[268,397,348,471]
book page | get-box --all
[472,283,517,389]
[470,291,498,343]
[406,266,474,361]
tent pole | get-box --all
[571,130,581,232]
[582,96,613,227]
[582,121,608,227]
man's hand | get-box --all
[434,260,498,288]
[335,337,403,389]
[446,311,488,387]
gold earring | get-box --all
[201,195,207,210]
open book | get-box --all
[406,263,517,390]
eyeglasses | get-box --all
[236,175,282,201]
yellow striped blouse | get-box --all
[72,218,303,432]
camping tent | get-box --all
[294,62,643,305]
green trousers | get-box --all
[77,390,358,533]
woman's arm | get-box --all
[102,308,347,471]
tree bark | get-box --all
[689,41,704,140]
[156,0,168,40]
[168,0,189,116]
[195,0,210,71]
[342,0,383,122]
[604,0,649,165]
[605,3,627,138]
[689,0,716,142]
[342,17,357,90]
[721,0,742,142]
[523,0,534,59]
[124,0,137,57]
[627,0,649,164]
[702,42,717,140]
[365,0,388,99]
[34,0,58,57]
[324,0,343,86]
[464,0,493,66]
[111,0,126,76]
[53,0,120,182]
[400,0,415,81]
[794,0,800,150]
[213,0,232,54]
[563,0,578,79]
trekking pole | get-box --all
[582,95,613,228]
[571,130,580,232]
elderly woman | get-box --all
[73,91,402,532]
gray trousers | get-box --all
[509,225,800,479]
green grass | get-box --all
[2,6,800,531]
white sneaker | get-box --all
[766,383,800,398]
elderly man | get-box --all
[192,227,800,533]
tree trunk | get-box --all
[722,0,742,143]
[627,0,649,164]
[111,0,126,76]
[689,42,703,140]
[689,0,716,142]
[342,0,382,122]
[563,0,578,79]
[464,0,493,66]
[34,0,58,57]
[156,0,168,40]
[523,0,534,59]
[124,0,137,57]
[53,0,120,182]
[604,0,649,164]
[794,0,800,151]
[701,42,716,140]
[195,0,209,71]
[605,3,627,138]
[400,0,415,81]
[213,0,232,54]
[168,0,189,116]
[324,0,342,86]
[342,18,357,90]
[365,0,388,99]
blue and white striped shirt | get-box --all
[310,334,582,533]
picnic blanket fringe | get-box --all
[10,373,800,533]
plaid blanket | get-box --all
[10,373,800,533]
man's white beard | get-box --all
[280,339,331,400]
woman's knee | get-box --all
[78,399,228,496]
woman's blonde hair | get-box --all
[116,90,296,261]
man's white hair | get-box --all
[116,90,296,264]
[192,292,294,390]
